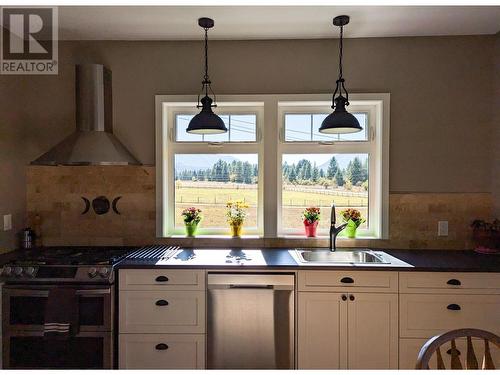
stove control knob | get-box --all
[88,267,98,278]
[2,266,12,276]
[13,267,23,276]
[25,267,36,277]
[98,267,110,277]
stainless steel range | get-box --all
[1,247,132,369]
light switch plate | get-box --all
[3,214,12,231]
[438,220,448,236]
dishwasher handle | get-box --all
[229,284,273,289]
[208,284,294,290]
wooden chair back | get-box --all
[416,328,500,370]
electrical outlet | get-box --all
[438,220,448,237]
[3,214,12,231]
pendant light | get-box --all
[319,15,362,134]
[186,17,227,134]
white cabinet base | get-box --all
[119,334,205,369]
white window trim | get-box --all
[277,95,389,238]
[156,95,265,237]
[155,93,390,239]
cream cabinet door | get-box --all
[119,333,205,369]
[400,294,500,338]
[400,337,500,369]
[119,269,205,291]
[119,290,205,333]
[297,292,348,369]
[298,271,398,293]
[347,293,399,369]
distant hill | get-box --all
[175,155,238,172]
[176,154,367,172]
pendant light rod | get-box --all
[203,25,210,99]
[318,15,362,134]
[332,15,350,107]
[197,17,217,109]
[186,17,227,134]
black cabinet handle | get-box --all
[447,303,461,311]
[155,276,169,282]
[155,343,169,350]
[447,279,461,286]
[340,277,354,284]
[155,299,169,306]
[341,294,347,301]
[447,348,461,356]
[349,294,355,301]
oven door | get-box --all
[3,330,112,369]
[2,285,112,332]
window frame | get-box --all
[174,110,260,143]
[156,96,265,236]
[283,111,370,143]
[278,101,380,237]
[155,93,389,239]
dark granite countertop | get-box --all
[116,248,500,272]
[1,247,499,272]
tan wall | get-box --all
[26,166,492,250]
[1,35,497,250]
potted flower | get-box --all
[181,207,202,237]
[226,200,249,237]
[470,219,499,253]
[340,208,365,238]
[303,207,320,237]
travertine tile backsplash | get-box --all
[26,166,492,250]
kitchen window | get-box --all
[156,94,389,238]
[156,98,264,236]
[277,97,389,238]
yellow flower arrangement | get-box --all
[226,200,249,226]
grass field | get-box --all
[174,184,368,231]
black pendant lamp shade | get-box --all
[187,17,227,134]
[319,15,362,134]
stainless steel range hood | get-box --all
[31,64,141,166]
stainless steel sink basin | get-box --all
[299,249,389,264]
[290,248,414,267]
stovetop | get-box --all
[1,246,135,284]
[7,246,132,266]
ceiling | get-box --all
[58,6,500,40]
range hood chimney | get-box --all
[31,64,141,166]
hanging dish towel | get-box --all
[44,287,80,339]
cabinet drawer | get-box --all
[400,272,500,294]
[119,333,205,369]
[298,271,398,293]
[400,294,500,338]
[399,337,500,369]
[119,290,205,333]
[119,269,205,290]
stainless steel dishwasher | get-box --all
[207,273,295,369]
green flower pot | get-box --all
[185,221,199,237]
[344,222,358,239]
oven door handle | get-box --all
[76,289,111,295]
[3,287,111,297]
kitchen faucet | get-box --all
[330,203,347,252]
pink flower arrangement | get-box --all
[303,207,321,224]
[181,207,202,225]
